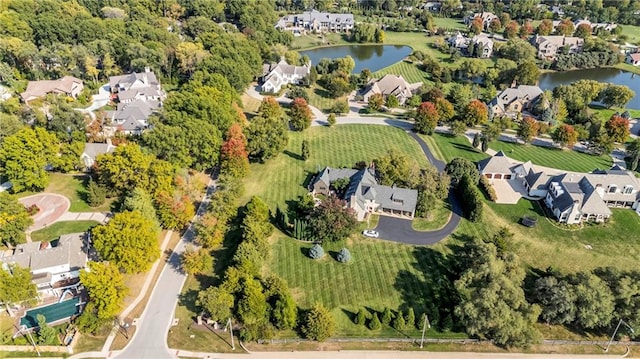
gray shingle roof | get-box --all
[0,233,87,273]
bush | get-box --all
[392,313,406,330]
[287,86,310,102]
[368,313,381,330]
[331,100,349,114]
[478,176,497,201]
[405,308,416,329]
[381,307,392,325]
[457,174,483,222]
[86,179,106,207]
[301,304,335,341]
[25,204,39,216]
[336,248,351,263]
[309,243,324,259]
[355,308,366,325]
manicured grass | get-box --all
[620,24,640,43]
[590,106,640,122]
[30,220,99,242]
[433,17,467,31]
[420,133,489,163]
[270,232,464,338]
[412,200,451,231]
[240,92,262,115]
[484,199,640,273]
[242,125,430,210]
[18,173,115,212]
[305,84,348,112]
[489,141,613,173]
[373,61,431,85]
[614,61,640,75]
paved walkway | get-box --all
[75,84,110,120]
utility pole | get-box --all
[419,313,430,349]
[226,318,235,350]
[605,319,634,352]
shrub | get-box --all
[381,307,392,325]
[331,100,349,114]
[457,174,483,222]
[405,308,416,329]
[355,308,366,325]
[368,313,381,330]
[392,313,406,330]
[478,176,497,201]
[336,248,351,263]
[25,204,39,216]
[86,179,107,207]
[309,243,324,259]
[301,304,335,341]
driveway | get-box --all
[19,194,70,233]
[491,179,528,204]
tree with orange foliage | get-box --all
[517,117,540,144]
[414,101,439,135]
[504,21,519,39]
[461,100,488,126]
[552,124,578,148]
[470,17,484,35]
[605,114,630,143]
[220,123,250,179]
[155,191,196,230]
[556,19,574,36]
[289,97,312,131]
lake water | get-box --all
[300,45,413,73]
[539,68,640,109]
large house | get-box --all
[105,68,164,135]
[0,233,89,295]
[573,19,617,32]
[488,85,543,118]
[310,167,418,221]
[478,152,640,224]
[360,74,422,105]
[20,76,84,103]
[531,35,584,60]
[276,10,354,33]
[447,32,494,58]
[464,12,499,30]
[260,58,310,93]
[80,139,116,170]
[626,53,640,66]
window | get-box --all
[624,186,634,194]
[608,185,618,193]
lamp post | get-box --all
[419,314,431,349]
[605,319,634,352]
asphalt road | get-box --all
[114,181,216,359]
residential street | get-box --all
[112,180,217,359]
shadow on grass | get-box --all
[341,308,356,324]
[283,150,303,161]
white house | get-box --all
[276,10,354,33]
[0,233,89,295]
[260,58,310,93]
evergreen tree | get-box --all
[368,313,381,330]
[301,140,310,161]
[472,132,480,148]
[381,307,393,325]
[355,308,367,325]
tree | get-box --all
[0,127,58,192]
[515,60,540,86]
[517,117,540,144]
[0,264,36,316]
[381,307,392,325]
[258,97,284,120]
[368,93,384,112]
[414,101,439,135]
[301,303,335,341]
[556,19,575,36]
[504,21,519,39]
[600,85,635,108]
[450,121,467,136]
[80,262,127,319]
[498,39,536,62]
[386,95,399,108]
[181,245,213,275]
[405,308,416,329]
[91,211,160,274]
[308,197,357,243]
[552,124,579,148]
[461,100,488,126]
[122,188,161,231]
[571,273,615,329]
[246,115,289,162]
[263,275,297,330]
[627,138,640,171]
[309,243,325,259]
[336,248,351,263]
[470,17,483,35]
[197,286,234,322]
[454,238,541,347]
[289,97,312,131]
[392,313,406,330]
[220,123,250,178]
[301,140,310,161]
[0,192,33,246]
[574,23,592,39]
[472,132,481,148]
[537,19,553,36]
[36,314,58,345]
[489,18,502,33]
[534,276,578,325]
[518,21,534,38]
[445,158,479,186]
[237,277,269,327]
[155,191,196,230]
[374,150,420,187]
[327,113,337,127]
[355,308,367,325]
[368,312,381,330]
[605,115,630,143]
[434,97,455,123]
[85,179,107,207]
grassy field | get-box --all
[242,125,430,209]
[420,133,489,163]
[305,84,348,112]
[17,173,115,212]
[373,61,432,85]
[591,105,640,122]
[412,200,451,231]
[30,220,99,242]
[240,92,262,115]
[621,24,640,43]
[489,141,613,173]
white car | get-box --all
[362,230,379,238]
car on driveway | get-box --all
[362,230,379,238]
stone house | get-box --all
[310,167,418,221]
[531,35,584,60]
[464,12,498,31]
[260,58,310,93]
[359,74,422,105]
[276,10,354,33]
[488,85,543,118]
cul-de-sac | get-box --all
[2,1,640,358]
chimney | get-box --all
[144,66,150,73]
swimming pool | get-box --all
[20,297,82,329]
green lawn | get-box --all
[373,61,432,85]
[590,106,640,122]
[412,200,451,231]
[420,133,489,163]
[30,220,99,242]
[620,24,640,43]
[305,84,348,113]
[433,17,467,31]
[242,125,430,210]
[18,173,115,213]
[489,141,613,173]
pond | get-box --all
[539,68,640,109]
[300,45,413,73]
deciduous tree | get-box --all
[536,19,553,36]
[517,117,540,144]
[0,193,33,246]
[414,101,439,134]
[0,127,58,192]
[0,264,36,316]
[461,100,488,126]
[246,115,289,162]
[605,114,630,143]
[434,97,455,123]
[289,97,312,131]
[79,261,127,319]
[308,197,357,243]
[197,286,234,322]
[220,123,250,179]
[552,124,579,148]
[556,19,575,36]
[600,85,635,108]
[181,245,214,275]
[91,211,160,274]
[368,93,384,112]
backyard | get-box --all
[30,220,99,242]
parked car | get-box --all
[362,230,379,238]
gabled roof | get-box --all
[629,53,640,61]
[489,85,543,112]
[82,142,115,162]
[477,151,516,174]
[362,74,422,99]
[109,70,160,91]
[0,233,87,273]
[21,76,83,101]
